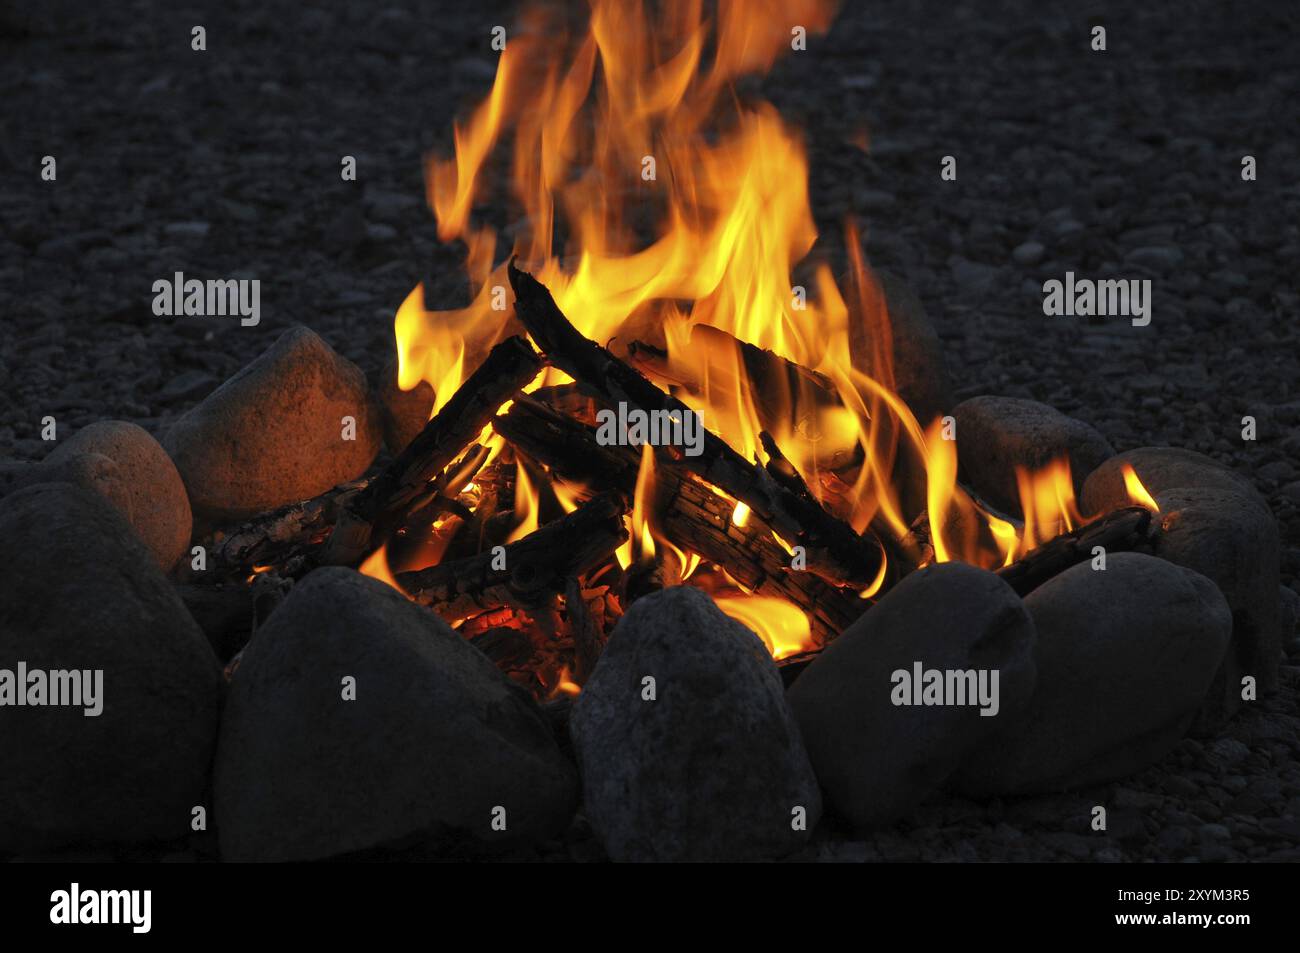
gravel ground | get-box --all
[1,0,1297,862]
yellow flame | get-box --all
[359,544,402,593]
[714,594,813,660]
[1121,463,1160,512]
[506,460,539,543]
[630,442,658,563]
[858,540,889,599]
[552,477,585,515]
[548,665,583,699]
[731,501,751,527]
[1015,459,1082,556]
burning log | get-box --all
[494,396,863,644]
[565,577,604,683]
[507,260,888,590]
[322,335,542,563]
[398,442,491,530]
[995,504,1154,596]
[626,327,841,439]
[203,478,369,572]
[396,493,628,622]
[622,546,683,606]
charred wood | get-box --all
[508,260,887,589]
[396,493,628,622]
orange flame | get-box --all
[359,544,402,593]
[548,665,583,699]
[714,594,812,660]
[617,443,659,569]
[506,460,540,544]
[1121,463,1160,512]
[1015,459,1083,556]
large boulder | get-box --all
[1081,449,1274,717]
[787,562,1036,830]
[952,553,1231,796]
[954,396,1114,516]
[0,452,134,525]
[164,327,381,521]
[1149,486,1281,722]
[214,567,576,861]
[46,421,192,571]
[1082,448,1279,719]
[0,484,222,853]
[570,586,820,861]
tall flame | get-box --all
[391,0,1103,662]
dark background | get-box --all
[1,0,1297,861]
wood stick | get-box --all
[321,335,542,564]
[507,260,887,589]
[627,326,839,439]
[995,504,1153,596]
[494,397,863,644]
[396,493,628,622]
[204,478,369,571]
[565,577,603,683]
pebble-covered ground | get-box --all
[1,0,1296,861]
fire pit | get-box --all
[1,0,1295,866]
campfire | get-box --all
[203,0,1165,700]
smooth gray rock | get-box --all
[1281,586,1299,653]
[1126,245,1185,272]
[0,453,134,527]
[47,421,192,571]
[164,327,381,521]
[952,554,1231,796]
[1149,486,1281,720]
[0,484,222,853]
[1081,447,1267,518]
[377,355,435,455]
[1012,241,1045,266]
[571,586,820,861]
[954,396,1114,515]
[1082,449,1279,721]
[1084,453,1280,721]
[215,567,576,862]
[787,562,1036,830]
